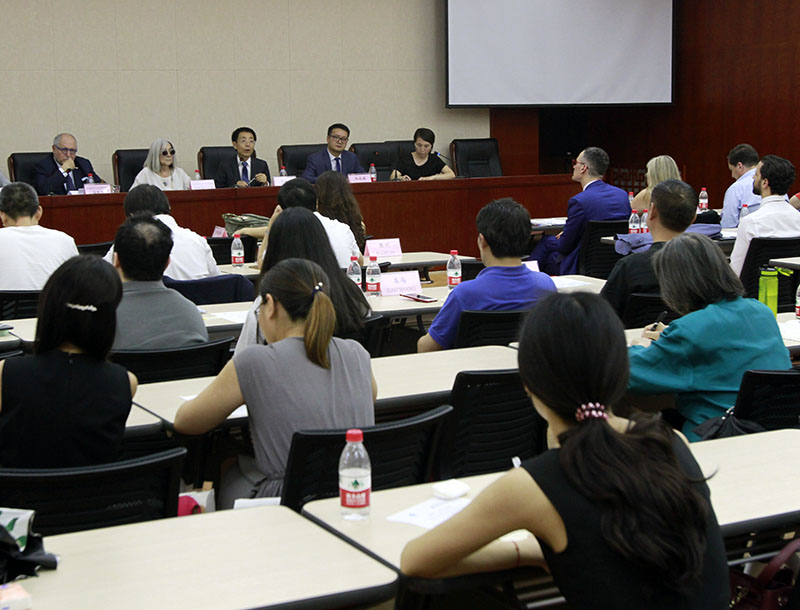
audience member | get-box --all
[0,255,137,467]
[0,182,78,290]
[629,154,681,212]
[402,291,729,608]
[175,258,376,508]
[103,185,220,280]
[530,147,630,275]
[33,133,102,195]
[391,128,455,181]
[302,123,365,183]
[316,171,367,251]
[601,179,697,317]
[729,154,800,276]
[215,127,271,188]
[112,216,208,350]
[628,233,791,440]
[418,198,556,352]
[131,138,192,190]
[721,143,762,228]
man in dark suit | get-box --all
[301,123,365,183]
[531,146,630,275]
[214,126,271,188]
[33,133,102,195]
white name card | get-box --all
[190,179,216,190]
[364,238,402,257]
[380,271,423,297]
[348,173,371,183]
[523,260,540,272]
[83,183,112,194]
[272,175,295,187]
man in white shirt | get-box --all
[0,182,78,290]
[721,143,762,228]
[729,155,800,276]
[103,184,221,280]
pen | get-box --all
[649,311,668,331]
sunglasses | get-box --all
[161,149,176,156]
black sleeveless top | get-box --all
[522,436,729,609]
[0,350,132,468]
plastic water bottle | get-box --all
[279,166,288,177]
[339,428,371,520]
[698,187,709,211]
[86,173,95,184]
[194,169,201,181]
[740,203,750,219]
[231,233,244,267]
[366,256,381,297]
[628,191,634,205]
[628,209,641,234]
[347,255,362,290]
[640,209,649,233]
[369,163,377,182]
[447,250,462,289]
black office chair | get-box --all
[0,447,186,536]
[276,144,326,177]
[620,293,679,329]
[7,152,51,187]
[77,241,113,257]
[453,309,529,348]
[121,421,180,459]
[206,235,258,265]
[0,290,40,320]
[163,274,254,305]
[349,142,399,181]
[740,237,800,313]
[384,139,415,159]
[357,312,391,357]
[435,370,547,479]
[280,405,452,512]
[450,138,502,178]
[0,349,23,361]
[732,369,800,430]
[110,336,233,383]
[577,220,628,279]
[197,146,236,181]
[112,148,148,192]
[461,259,485,281]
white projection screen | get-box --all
[447,0,673,106]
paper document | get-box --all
[387,497,471,529]
[212,311,249,324]
[779,319,800,342]
[550,277,591,289]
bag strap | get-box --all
[755,538,800,587]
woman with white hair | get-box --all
[131,138,192,191]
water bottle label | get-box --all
[232,254,244,265]
[340,474,371,508]
[796,301,800,318]
[447,274,461,287]
[366,281,380,293]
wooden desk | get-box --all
[219,263,260,280]
[126,404,163,428]
[22,505,397,610]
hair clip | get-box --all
[311,281,324,295]
[575,402,608,422]
[66,302,98,312]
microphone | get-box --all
[435,151,453,163]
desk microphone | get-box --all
[435,151,453,162]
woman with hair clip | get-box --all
[175,258,377,508]
[630,154,681,212]
[0,255,138,467]
[316,171,367,252]
[131,138,192,191]
[401,292,729,609]
[234,206,370,357]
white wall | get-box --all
[1,0,489,182]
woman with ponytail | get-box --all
[401,292,729,608]
[175,258,376,508]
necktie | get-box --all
[241,161,249,184]
[65,171,76,191]
[335,157,342,173]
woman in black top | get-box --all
[401,292,729,609]
[391,127,455,181]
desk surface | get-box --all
[126,404,162,428]
[22,505,397,610]
[770,256,800,270]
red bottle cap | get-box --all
[346,429,363,443]
[370,256,377,261]
[233,233,241,238]
[350,255,358,261]
[450,249,458,255]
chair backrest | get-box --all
[112,148,148,192]
[435,370,547,479]
[0,290,40,319]
[110,336,233,383]
[276,144,326,176]
[740,237,800,313]
[206,235,258,265]
[7,152,51,187]
[454,309,529,348]
[280,405,452,512]
[349,142,399,181]
[0,447,186,536]
[77,241,113,257]
[384,139,415,159]
[577,220,629,279]
[733,369,800,430]
[620,292,679,329]
[0,350,23,361]
[450,138,502,178]
[197,146,236,180]
[163,274,255,305]
[357,312,391,357]
[461,259,485,281]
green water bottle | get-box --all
[758,266,778,316]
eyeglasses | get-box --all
[572,158,587,168]
[328,135,349,143]
[55,146,78,155]
[161,149,176,156]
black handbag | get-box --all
[693,407,766,441]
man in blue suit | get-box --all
[301,123,365,183]
[33,133,102,195]
[531,146,630,275]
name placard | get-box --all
[272,175,295,187]
[190,179,216,190]
[380,271,423,297]
[364,238,402,257]
[348,173,371,183]
[83,183,112,194]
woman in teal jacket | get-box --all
[628,233,791,440]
